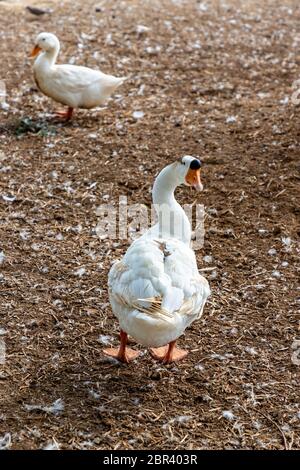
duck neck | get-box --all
[152,165,191,244]
[34,48,59,72]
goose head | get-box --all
[30,32,60,58]
[175,155,203,191]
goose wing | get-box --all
[109,238,210,322]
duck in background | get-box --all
[104,156,210,364]
[30,32,127,120]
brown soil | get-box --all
[0,0,299,450]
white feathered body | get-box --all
[108,236,210,348]
[33,58,126,109]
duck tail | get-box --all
[116,75,129,87]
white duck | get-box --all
[104,156,211,364]
[30,32,127,120]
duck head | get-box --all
[30,32,60,58]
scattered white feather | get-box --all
[191,40,201,49]
[71,224,82,234]
[255,284,265,290]
[0,251,5,265]
[222,410,236,421]
[116,122,124,131]
[2,194,16,202]
[207,207,218,216]
[20,230,30,240]
[52,352,60,362]
[105,33,114,45]
[245,346,257,355]
[226,115,237,123]
[198,2,208,12]
[0,166,11,173]
[257,91,270,100]
[24,398,64,415]
[131,397,140,405]
[253,420,262,430]
[164,20,172,29]
[173,415,193,424]
[268,248,277,256]
[211,353,227,361]
[31,243,41,252]
[163,415,193,429]
[203,255,213,263]
[145,45,161,55]
[0,102,9,110]
[282,237,291,248]
[52,299,62,308]
[209,270,218,279]
[74,267,86,277]
[89,390,100,399]
[79,440,94,449]
[272,270,281,278]
[136,25,150,34]
[132,110,144,120]
[194,363,205,371]
[202,394,213,402]
[279,96,289,105]
[98,334,113,345]
[137,84,145,95]
[43,440,60,450]
[0,433,11,450]
[258,228,268,235]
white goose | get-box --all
[30,32,127,120]
[104,156,211,364]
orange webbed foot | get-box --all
[103,347,140,364]
[53,107,73,121]
[150,343,188,364]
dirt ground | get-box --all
[0,0,299,450]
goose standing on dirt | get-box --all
[30,32,127,120]
[104,156,211,364]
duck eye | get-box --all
[190,159,201,170]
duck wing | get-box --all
[51,64,124,94]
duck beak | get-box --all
[30,45,42,58]
[185,168,203,191]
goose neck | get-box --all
[152,165,191,243]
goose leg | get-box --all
[103,330,139,363]
[150,340,188,364]
[54,107,74,121]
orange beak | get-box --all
[30,45,42,58]
[185,168,203,191]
